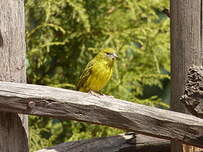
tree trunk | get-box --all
[170,0,203,151]
[0,0,28,151]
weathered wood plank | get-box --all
[0,0,28,151]
[0,82,202,147]
[37,134,170,152]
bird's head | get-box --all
[97,48,118,61]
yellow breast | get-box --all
[79,63,113,92]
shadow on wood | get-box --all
[0,30,3,47]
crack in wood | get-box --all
[201,0,203,65]
[0,30,3,47]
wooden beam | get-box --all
[0,82,202,147]
[37,134,170,152]
[0,0,28,151]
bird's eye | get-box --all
[106,52,111,55]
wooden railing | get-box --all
[0,81,202,150]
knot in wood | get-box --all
[28,101,35,108]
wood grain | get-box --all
[0,82,202,147]
[181,66,203,119]
[0,0,28,151]
[37,134,170,152]
[170,0,203,151]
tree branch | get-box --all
[162,9,170,17]
[0,82,202,147]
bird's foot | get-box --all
[88,90,102,97]
[88,90,114,98]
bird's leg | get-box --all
[88,90,102,97]
[88,90,114,98]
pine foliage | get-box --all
[25,0,169,151]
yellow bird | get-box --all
[76,48,118,93]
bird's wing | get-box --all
[76,61,93,91]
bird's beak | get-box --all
[112,53,118,59]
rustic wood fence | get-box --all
[0,81,203,146]
[0,0,203,152]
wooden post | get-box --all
[170,0,203,151]
[0,0,28,151]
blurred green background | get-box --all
[25,0,170,151]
